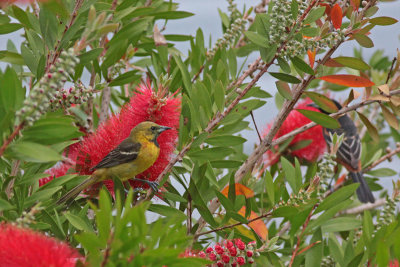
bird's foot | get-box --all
[133,178,159,192]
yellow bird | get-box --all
[57,121,171,204]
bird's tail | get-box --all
[349,172,375,203]
[57,175,98,205]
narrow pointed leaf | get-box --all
[380,104,399,130]
[270,72,301,84]
[305,92,338,113]
[291,56,314,75]
[354,34,374,48]
[307,49,316,68]
[331,4,343,29]
[318,74,374,87]
[333,56,370,70]
[357,112,379,142]
[276,81,293,100]
[297,109,340,128]
[221,184,255,198]
[369,16,398,26]
[238,206,268,240]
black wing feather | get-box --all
[90,139,141,170]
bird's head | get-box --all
[130,121,171,144]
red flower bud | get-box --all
[222,254,230,263]
[215,245,224,254]
[229,247,237,257]
[236,256,245,265]
[248,257,254,264]
[198,251,206,258]
[226,240,234,248]
[246,250,253,257]
[217,261,224,267]
[209,252,217,261]
[206,247,213,253]
[231,263,237,267]
[235,239,245,250]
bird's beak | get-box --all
[158,126,172,133]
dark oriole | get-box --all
[309,100,375,203]
[57,121,171,204]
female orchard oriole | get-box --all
[57,121,171,204]
[309,100,375,203]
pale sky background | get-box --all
[1,0,400,195]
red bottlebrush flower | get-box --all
[216,262,224,267]
[75,81,180,193]
[390,260,399,267]
[206,247,214,253]
[262,98,326,167]
[0,223,81,267]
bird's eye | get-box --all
[151,126,156,131]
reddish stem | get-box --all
[0,122,24,157]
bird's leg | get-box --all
[133,178,159,192]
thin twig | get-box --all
[363,145,400,173]
[386,57,397,84]
[0,122,24,157]
[100,230,114,267]
[187,193,192,235]
[191,65,204,83]
[340,198,386,215]
[193,212,271,239]
[250,111,262,142]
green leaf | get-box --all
[78,48,103,65]
[272,206,299,218]
[376,240,389,267]
[264,171,275,205]
[153,11,194,20]
[206,135,246,146]
[0,51,24,65]
[302,27,320,37]
[369,16,398,25]
[9,142,61,162]
[333,56,370,70]
[0,23,23,34]
[149,204,187,222]
[39,6,58,49]
[281,157,297,193]
[214,80,225,112]
[305,228,323,267]
[291,56,314,75]
[209,160,242,168]
[291,0,299,19]
[24,187,62,207]
[269,72,301,83]
[64,212,93,232]
[304,92,338,113]
[188,179,218,227]
[276,81,292,100]
[0,67,24,113]
[366,168,397,177]
[260,44,277,63]
[321,217,361,232]
[277,57,291,73]
[0,199,15,212]
[188,147,234,161]
[357,112,379,142]
[109,70,141,86]
[173,55,192,94]
[304,7,326,24]
[354,34,374,48]
[297,109,340,128]
[315,184,359,212]
[244,31,268,48]
[363,210,373,243]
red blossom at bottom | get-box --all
[187,239,259,266]
[0,223,81,267]
[262,98,326,167]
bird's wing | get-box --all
[336,134,361,171]
[90,139,141,170]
